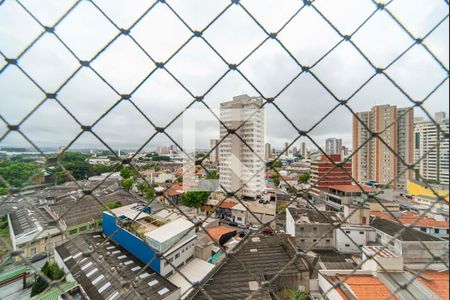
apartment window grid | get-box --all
[0,0,448,300]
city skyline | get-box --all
[0,1,448,151]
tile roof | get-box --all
[336,275,397,300]
[219,201,238,209]
[417,271,449,300]
[193,234,309,300]
[206,226,237,243]
[370,211,449,229]
[329,185,377,193]
[370,218,443,241]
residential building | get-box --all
[335,205,376,254]
[219,95,265,199]
[264,143,272,160]
[370,211,449,239]
[209,139,220,163]
[102,204,200,277]
[192,234,310,299]
[414,112,449,185]
[310,154,353,198]
[54,233,180,300]
[8,207,65,259]
[353,105,414,189]
[325,138,342,155]
[300,142,308,159]
[323,184,378,211]
[370,218,448,264]
[286,208,341,251]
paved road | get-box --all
[0,259,46,299]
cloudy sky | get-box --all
[0,0,448,154]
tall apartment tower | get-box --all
[414,112,449,185]
[219,95,265,199]
[300,142,308,159]
[210,139,220,163]
[325,138,343,155]
[352,105,414,188]
[265,143,272,161]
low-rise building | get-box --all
[371,218,449,264]
[286,208,341,251]
[54,233,180,300]
[102,204,202,277]
[192,234,310,299]
[323,184,377,211]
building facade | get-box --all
[414,112,449,185]
[219,95,265,199]
[209,139,220,164]
[325,138,342,155]
[352,105,414,189]
[310,154,352,198]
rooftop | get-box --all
[370,211,449,229]
[333,275,396,300]
[370,218,443,241]
[193,234,308,300]
[288,207,341,224]
[145,218,193,244]
[328,185,377,193]
[55,233,179,300]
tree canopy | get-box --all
[182,191,210,209]
[299,172,310,183]
[31,261,65,297]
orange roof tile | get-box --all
[219,201,238,209]
[370,211,449,229]
[417,271,449,300]
[329,185,377,193]
[206,226,237,242]
[337,276,397,300]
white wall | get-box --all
[286,209,296,237]
[336,226,373,254]
[160,238,196,277]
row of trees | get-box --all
[120,167,155,200]
[30,261,65,297]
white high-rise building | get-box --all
[265,143,272,161]
[414,112,449,185]
[219,95,265,199]
[300,142,308,159]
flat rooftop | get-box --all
[55,233,179,300]
[145,218,193,244]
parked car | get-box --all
[237,224,247,229]
[249,225,260,231]
[29,252,47,263]
[262,227,274,234]
[228,222,238,227]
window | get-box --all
[300,239,305,243]
[175,253,180,259]
[434,229,440,234]
[313,239,317,243]
[79,226,87,232]
[359,231,364,235]
[69,229,78,235]
[345,244,350,247]
[313,227,318,231]
[326,239,330,243]
[346,231,351,234]
[31,247,37,255]
[300,227,304,231]
[420,227,427,232]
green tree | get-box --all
[182,191,210,209]
[299,172,310,183]
[120,167,134,179]
[272,174,281,187]
[145,187,155,200]
[0,160,39,188]
[272,160,283,168]
[121,178,134,191]
[206,170,219,180]
[31,262,65,297]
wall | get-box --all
[318,274,343,300]
[295,223,335,251]
[401,241,449,264]
[102,212,161,274]
[336,226,374,254]
[286,209,296,237]
[159,237,196,277]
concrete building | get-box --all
[286,208,341,251]
[264,143,272,161]
[353,105,414,189]
[55,233,180,300]
[370,218,448,264]
[414,112,449,185]
[310,154,353,198]
[323,184,378,211]
[209,139,220,164]
[219,95,265,199]
[102,204,201,277]
[325,138,342,155]
[300,142,308,159]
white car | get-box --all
[249,225,260,231]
